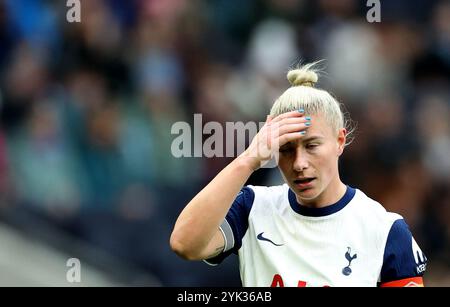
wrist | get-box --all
[236,151,261,172]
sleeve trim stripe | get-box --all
[220,219,234,252]
[202,259,219,267]
[380,277,424,287]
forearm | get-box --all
[170,154,256,259]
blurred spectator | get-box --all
[7,101,84,218]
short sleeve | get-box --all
[379,219,427,286]
[204,186,255,265]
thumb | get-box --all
[266,115,272,124]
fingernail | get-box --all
[305,122,311,126]
[298,109,304,113]
[305,116,311,121]
[300,131,306,135]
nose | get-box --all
[293,148,309,172]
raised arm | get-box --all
[170,110,310,260]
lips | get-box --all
[294,177,315,184]
[294,177,316,189]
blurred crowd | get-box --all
[0,0,449,286]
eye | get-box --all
[306,143,319,150]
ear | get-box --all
[337,128,346,156]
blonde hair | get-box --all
[270,61,355,146]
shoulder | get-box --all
[246,184,289,213]
[246,184,287,197]
[346,188,404,255]
[351,188,427,285]
[232,184,286,211]
[350,188,402,225]
[205,184,287,264]
[379,218,427,286]
[221,184,286,236]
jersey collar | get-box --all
[288,185,356,217]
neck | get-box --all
[296,176,347,209]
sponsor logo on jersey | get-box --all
[412,237,427,274]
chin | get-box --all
[296,187,320,200]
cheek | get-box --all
[277,156,290,173]
[324,155,339,176]
[315,148,337,175]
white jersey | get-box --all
[205,184,427,287]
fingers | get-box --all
[270,109,305,123]
[277,116,310,126]
[268,115,311,136]
[266,112,311,148]
[262,121,310,151]
[278,131,306,146]
[252,111,311,162]
[278,123,310,136]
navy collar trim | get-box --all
[288,186,356,217]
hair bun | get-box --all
[287,63,319,87]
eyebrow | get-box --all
[301,136,324,143]
[281,136,324,148]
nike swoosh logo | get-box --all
[257,232,284,246]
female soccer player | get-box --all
[170,62,427,287]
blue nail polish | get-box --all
[305,122,311,126]
[305,116,311,121]
[300,131,306,135]
[298,109,304,113]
